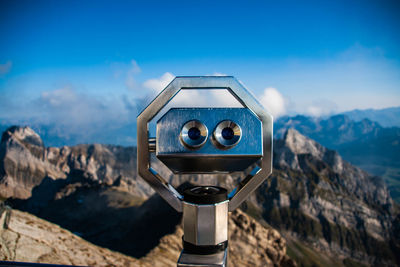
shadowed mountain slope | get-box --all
[248,128,398,266]
[0,126,295,267]
[0,204,294,267]
[341,106,400,128]
[275,115,400,203]
[0,126,398,266]
[0,207,141,266]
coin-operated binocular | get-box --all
[137,76,273,267]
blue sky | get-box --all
[0,0,400,144]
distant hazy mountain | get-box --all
[257,128,398,266]
[0,121,137,147]
[341,106,400,127]
[275,114,400,203]
[0,126,294,267]
[3,112,399,203]
[1,126,398,266]
[1,106,399,147]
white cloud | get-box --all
[305,99,338,117]
[306,106,323,117]
[141,74,242,118]
[143,72,175,93]
[125,60,141,90]
[259,87,286,118]
[172,90,205,106]
[208,72,228,76]
[0,60,12,76]
[210,90,241,107]
[142,73,242,108]
[33,87,130,134]
[41,87,77,107]
[170,89,240,107]
[1,85,140,145]
[110,59,141,90]
[125,75,136,90]
[129,59,141,74]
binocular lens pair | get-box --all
[155,107,263,173]
[180,120,242,150]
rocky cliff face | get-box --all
[251,128,398,266]
[0,126,236,201]
[0,207,141,266]
[140,209,295,267]
[274,128,392,207]
[274,115,384,146]
[0,126,153,200]
[274,114,400,203]
[1,126,398,266]
[0,126,65,199]
[0,206,294,267]
[0,126,296,267]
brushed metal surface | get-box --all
[137,76,273,212]
[177,248,228,267]
[183,201,228,246]
[148,138,156,152]
[156,108,262,173]
[180,119,209,149]
[212,120,242,149]
[137,76,272,267]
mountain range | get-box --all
[340,106,400,128]
[0,126,294,267]
[1,203,291,267]
[1,106,399,147]
[0,126,398,266]
[275,114,400,203]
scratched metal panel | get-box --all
[156,108,262,157]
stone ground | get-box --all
[0,207,295,267]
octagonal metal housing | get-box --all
[183,200,229,246]
[156,108,262,173]
[137,76,273,212]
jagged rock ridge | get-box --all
[140,209,295,267]
[0,126,296,267]
[0,207,141,266]
[0,126,153,199]
[274,114,400,203]
[251,128,398,266]
[1,126,399,266]
[0,206,295,267]
[0,126,237,201]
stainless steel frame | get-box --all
[177,249,228,267]
[183,200,228,246]
[180,120,209,149]
[156,107,263,174]
[212,120,242,149]
[137,76,273,212]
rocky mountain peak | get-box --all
[264,127,398,266]
[0,126,152,200]
[0,205,295,267]
[0,126,398,266]
[276,128,345,174]
[0,126,64,199]
[283,128,325,159]
[1,126,44,147]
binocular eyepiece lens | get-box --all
[188,127,201,140]
[180,120,208,149]
[180,120,241,150]
[190,186,220,195]
[221,127,234,140]
[213,120,242,149]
